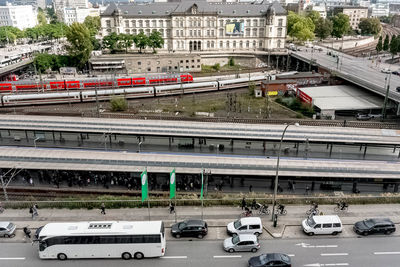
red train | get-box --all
[0,73,193,93]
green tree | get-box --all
[332,13,350,39]
[83,16,101,37]
[287,11,315,41]
[248,82,256,96]
[65,22,93,68]
[390,36,399,59]
[133,31,149,53]
[306,10,320,26]
[358,18,381,36]
[46,7,58,23]
[102,32,119,53]
[0,26,22,45]
[148,31,164,53]
[37,10,47,26]
[228,57,235,66]
[383,35,389,51]
[33,53,54,72]
[376,35,383,53]
[110,96,128,112]
[315,18,333,40]
[118,33,134,52]
[25,27,40,41]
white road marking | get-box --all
[374,252,400,255]
[321,253,349,256]
[213,255,242,258]
[0,258,26,260]
[287,254,295,257]
[162,256,188,259]
[304,263,349,266]
[296,243,338,248]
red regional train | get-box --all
[0,73,193,93]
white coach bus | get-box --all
[36,221,166,260]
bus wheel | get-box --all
[122,252,132,260]
[134,252,144,260]
[57,253,67,261]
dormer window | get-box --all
[191,4,198,14]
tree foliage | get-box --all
[46,7,58,23]
[37,10,47,26]
[110,96,128,112]
[102,32,119,53]
[118,33,134,52]
[133,31,149,53]
[0,26,23,45]
[332,13,350,39]
[287,11,315,41]
[306,10,320,26]
[33,53,71,72]
[148,31,164,53]
[389,35,399,58]
[83,16,101,37]
[65,22,93,68]
[383,35,389,51]
[358,18,381,36]
[315,17,333,40]
[376,35,383,53]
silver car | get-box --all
[223,234,260,253]
[0,222,16,238]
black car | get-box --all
[171,219,208,239]
[248,253,291,267]
[396,86,400,92]
[354,218,396,236]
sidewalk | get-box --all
[1,204,400,243]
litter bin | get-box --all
[273,214,278,228]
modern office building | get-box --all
[0,4,37,29]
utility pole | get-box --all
[381,72,392,121]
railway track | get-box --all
[18,110,400,130]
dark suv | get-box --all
[354,218,396,236]
[171,219,208,239]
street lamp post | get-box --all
[271,123,299,221]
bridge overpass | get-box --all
[290,48,400,114]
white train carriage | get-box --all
[218,76,266,90]
[2,91,81,106]
[155,81,218,96]
[81,87,154,102]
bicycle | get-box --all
[258,205,270,215]
[334,202,348,212]
[306,203,319,216]
[240,210,253,217]
[274,204,287,216]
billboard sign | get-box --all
[225,22,244,35]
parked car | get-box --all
[381,68,391,74]
[354,218,396,236]
[392,71,400,76]
[0,222,16,238]
[356,113,372,121]
[248,253,292,267]
[302,215,342,236]
[223,234,260,253]
[226,217,263,236]
[171,219,208,239]
[396,86,400,92]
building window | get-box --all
[259,28,264,37]
[198,30,201,36]
[211,41,214,48]
[260,19,265,26]
[176,30,179,36]
[253,19,258,27]
[277,28,282,37]
[207,30,210,36]
[277,39,281,48]
[207,41,210,48]
[147,67,151,72]
[211,30,214,36]
[220,41,223,48]
[219,28,223,36]
[152,20,156,27]
[145,20,149,27]
[125,21,129,27]
[207,20,210,27]
[253,40,256,47]
[180,30,183,36]
[190,30,193,36]
[278,19,283,27]
[159,29,164,37]
[139,20,143,27]
[226,41,230,48]
[259,41,263,48]
[253,28,257,37]
[157,61,160,65]
[233,41,236,48]
[138,62,141,65]
[194,30,197,36]
[106,20,111,27]
[159,20,163,27]
[132,20,136,27]
[180,20,183,27]
[246,41,249,48]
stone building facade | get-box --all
[100,0,287,53]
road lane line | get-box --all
[0,258,25,260]
[325,264,349,266]
[213,255,242,258]
[321,253,348,256]
[162,256,188,259]
[287,254,295,257]
[316,245,338,248]
[374,252,400,255]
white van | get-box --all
[302,215,342,236]
[227,217,263,236]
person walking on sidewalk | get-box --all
[100,203,106,215]
[241,197,247,210]
[169,201,175,214]
[30,204,38,219]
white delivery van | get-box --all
[302,215,342,236]
[227,217,263,236]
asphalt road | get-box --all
[1,237,400,267]
[293,47,400,101]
